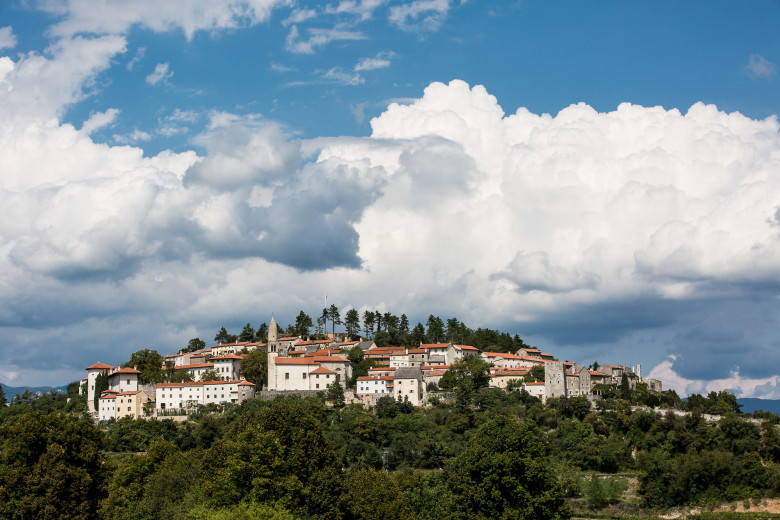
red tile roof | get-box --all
[310,366,337,375]
[419,343,452,350]
[179,363,214,369]
[86,362,114,370]
[483,352,522,359]
[316,355,350,363]
[109,367,142,375]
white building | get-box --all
[98,390,150,421]
[267,356,348,391]
[212,354,243,380]
[107,366,141,393]
[356,375,394,396]
[523,381,546,400]
[393,367,424,406]
[481,352,525,369]
[85,362,114,414]
[155,380,256,411]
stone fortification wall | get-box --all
[258,390,321,400]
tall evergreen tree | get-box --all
[344,309,361,339]
[255,322,268,342]
[426,315,445,343]
[295,311,313,337]
[399,314,410,337]
[0,384,6,407]
[363,310,376,338]
[328,304,341,335]
[320,308,329,336]
[214,326,231,344]
[186,338,205,352]
[446,317,461,343]
[238,323,255,342]
[410,323,426,345]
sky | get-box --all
[1,0,779,398]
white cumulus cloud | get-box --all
[284,25,365,53]
[389,0,450,31]
[38,0,292,40]
[355,51,394,71]
[146,62,173,86]
[745,54,776,80]
[0,26,17,50]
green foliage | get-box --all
[524,364,545,383]
[200,368,222,382]
[240,349,268,389]
[126,349,165,385]
[344,308,361,340]
[446,416,570,520]
[585,475,607,510]
[0,412,107,520]
[295,311,313,337]
[94,372,109,410]
[345,469,417,520]
[326,382,345,408]
[425,315,444,343]
[188,502,296,520]
[188,337,207,352]
[238,323,255,342]
[214,326,238,344]
[0,384,6,406]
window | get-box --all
[285,373,289,379]
[316,384,320,389]
[128,407,131,411]
[302,373,307,379]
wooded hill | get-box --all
[1,379,780,519]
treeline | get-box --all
[207,309,530,353]
[3,384,780,519]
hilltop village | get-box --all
[84,317,662,422]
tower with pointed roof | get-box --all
[268,315,279,353]
[268,316,278,343]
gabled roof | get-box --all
[211,354,243,361]
[180,362,214,369]
[310,366,336,375]
[316,355,350,363]
[419,343,452,350]
[109,367,142,375]
[157,380,246,388]
[274,358,320,365]
[491,371,527,377]
[296,339,335,346]
[483,352,522,360]
[454,344,479,351]
[394,367,423,380]
[86,362,114,370]
[357,375,394,382]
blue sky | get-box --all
[1,0,779,397]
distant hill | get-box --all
[0,383,68,401]
[739,398,780,415]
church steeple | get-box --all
[268,315,278,344]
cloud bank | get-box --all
[2,29,780,396]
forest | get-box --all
[2,378,780,520]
